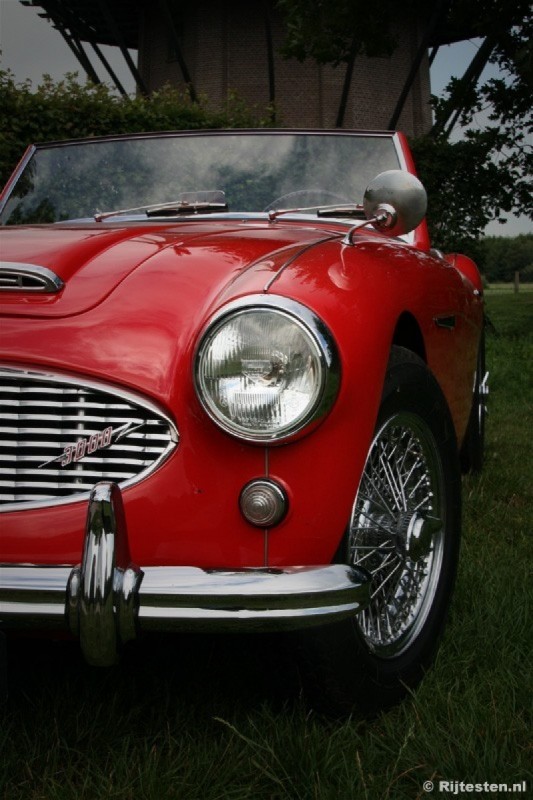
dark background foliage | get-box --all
[476,234,533,282]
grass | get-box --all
[1,294,532,800]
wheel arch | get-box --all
[392,312,426,363]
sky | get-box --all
[0,0,530,237]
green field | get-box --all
[1,294,532,800]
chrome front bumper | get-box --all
[0,482,370,666]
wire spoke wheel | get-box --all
[350,412,444,657]
[296,348,460,715]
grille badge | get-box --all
[36,421,146,470]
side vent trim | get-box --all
[0,262,64,293]
[434,315,456,331]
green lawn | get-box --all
[1,294,532,800]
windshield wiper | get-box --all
[94,191,228,222]
[146,200,228,217]
[316,205,365,218]
[268,204,364,221]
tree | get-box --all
[476,234,533,282]
[276,0,428,65]
[276,0,533,253]
[416,0,533,250]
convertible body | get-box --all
[0,131,484,709]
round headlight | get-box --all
[195,300,339,442]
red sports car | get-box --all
[0,130,486,712]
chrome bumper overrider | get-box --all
[0,482,370,666]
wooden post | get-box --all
[514,271,520,293]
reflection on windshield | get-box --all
[0,133,400,225]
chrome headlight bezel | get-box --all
[194,295,340,443]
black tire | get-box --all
[298,347,461,715]
[460,331,487,473]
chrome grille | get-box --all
[0,367,178,510]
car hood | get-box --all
[0,220,338,318]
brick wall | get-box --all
[138,1,432,136]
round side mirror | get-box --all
[363,170,427,236]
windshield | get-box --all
[0,132,401,225]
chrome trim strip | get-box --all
[0,565,71,625]
[0,262,64,292]
[392,132,417,246]
[0,366,179,512]
[0,482,370,664]
[137,564,368,632]
[0,144,36,217]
